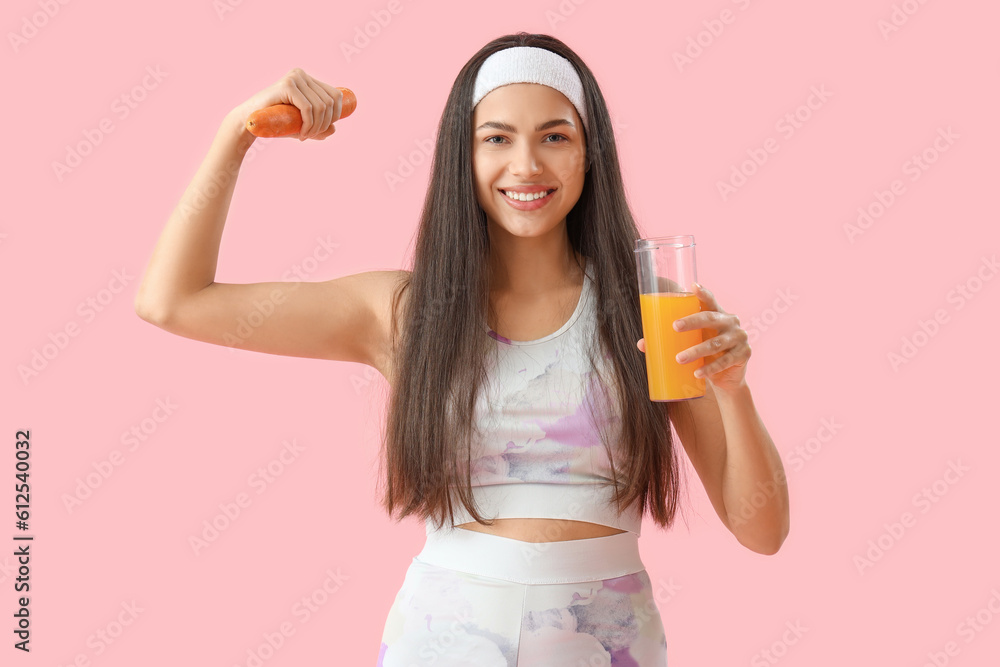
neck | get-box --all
[487,224,585,297]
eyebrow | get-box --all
[475,119,576,133]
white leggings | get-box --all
[378,526,668,666]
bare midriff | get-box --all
[456,518,627,543]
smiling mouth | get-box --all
[499,188,556,202]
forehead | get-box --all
[473,82,576,122]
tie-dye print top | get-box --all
[427,259,644,538]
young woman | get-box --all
[136,31,788,667]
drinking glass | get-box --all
[634,235,705,401]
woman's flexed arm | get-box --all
[133,71,389,367]
[134,68,345,320]
[133,110,255,321]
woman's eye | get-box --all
[484,134,567,145]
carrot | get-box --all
[245,87,357,138]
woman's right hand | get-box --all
[229,68,345,142]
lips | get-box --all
[499,187,557,210]
[498,187,556,202]
[499,185,555,195]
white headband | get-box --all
[472,46,589,137]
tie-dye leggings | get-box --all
[377,525,668,666]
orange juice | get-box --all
[639,292,705,401]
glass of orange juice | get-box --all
[634,235,705,401]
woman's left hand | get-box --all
[637,283,751,394]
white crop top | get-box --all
[426,259,644,537]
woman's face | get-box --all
[472,82,588,241]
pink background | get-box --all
[5,0,999,665]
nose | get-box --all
[508,141,542,177]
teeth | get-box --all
[503,189,552,201]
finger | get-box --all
[286,78,324,139]
[704,330,729,356]
[314,123,337,140]
[300,79,336,137]
[312,80,345,125]
[676,330,728,364]
[306,86,343,140]
[703,327,723,363]
[694,283,722,312]
[696,349,737,378]
[674,309,720,332]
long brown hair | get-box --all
[376,32,688,533]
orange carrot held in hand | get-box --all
[245,87,357,138]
